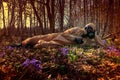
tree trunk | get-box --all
[18,0,23,29]
[59,0,65,31]
[46,0,55,33]
[84,0,86,25]
[43,0,46,31]
[30,0,44,34]
[9,0,15,28]
[69,0,74,27]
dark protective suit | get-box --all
[22,23,106,48]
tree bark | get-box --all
[9,0,15,28]
[59,0,65,31]
[46,0,56,33]
[69,0,74,27]
[30,0,44,34]
[18,0,23,29]
[84,0,86,25]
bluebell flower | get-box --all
[6,46,14,50]
[60,48,69,56]
[22,58,42,70]
[103,40,107,45]
[30,59,42,70]
[107,46,119,52]
[22,58,30,67]
[0,52,5,57]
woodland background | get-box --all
[0,0,120,39]
[0,0,120,80]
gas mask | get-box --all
[82,26,95,39]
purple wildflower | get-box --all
[22,58,30,67]
[30,59,42,70]
[60,47,69,56]
[106,46,120,57]
[0,52,5,57]
[6,46,14,50]
[22,58,42,70]
[103,40,107,45]
[107,46,119,52]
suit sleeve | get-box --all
[94,35,106,47]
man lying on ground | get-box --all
[18,23,107,48]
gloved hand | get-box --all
[81,33,88,38]
[81,32,95,39]
[74,38,84,44]
[87,32,95,39]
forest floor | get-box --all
[0,36,120,80]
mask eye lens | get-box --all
[85,27,87,30]
[88,26,92,29]
[87,26,93,32]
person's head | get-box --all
[85,23,96,31]
[83,23,96,39]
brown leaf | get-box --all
[0,58,6,63]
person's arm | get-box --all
[94,35,106,47]
[63,27,85,42]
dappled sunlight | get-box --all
[0,2,31,28]
[0,0,120,80]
